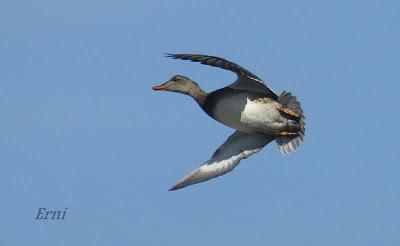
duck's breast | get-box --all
[212,92,247,131]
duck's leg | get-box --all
[277,131,299,136]
[277,105,301,119]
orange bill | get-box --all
[152,84,169,91]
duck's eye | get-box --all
[172,76,179,81]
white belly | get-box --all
[213,96,285,135]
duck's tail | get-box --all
[275,91,305,155]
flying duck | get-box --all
[153,54,305,191]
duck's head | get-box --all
[152,75,201,95]
[153,75,208,105]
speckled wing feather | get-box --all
[166,54,278,99]
[169,131,273,191]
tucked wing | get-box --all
[169,131,274,191]
[166,53,278,99]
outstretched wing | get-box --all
[169,131,274,191]
[166,53,278,99]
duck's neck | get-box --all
[188,87,208,106]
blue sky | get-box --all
[1,0,399,245]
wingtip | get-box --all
[168,185,182,191]
[168,180,190,191]
[164,53,176,58]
